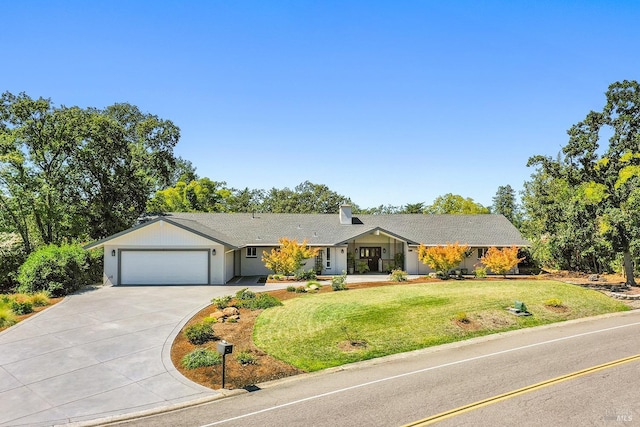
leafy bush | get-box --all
[236,351,258,365]
[181,348,222,370]
[544,298,564,307]
[474,267,487,278]
[0,233,26,293]
[17,244,93,296]
[235,288,256,300]
[331,271,347,291]
[10,299,33,315]
[236,293,282,310]
[295,286,307,293]
[184,322,217,345]
[286,285,296,292]
[355,261,370,274]
[262,238,318,276]
[269,274,285,281]
[211,295,232,309]
[453,312,470,323]
[389,269,408,282]
[417,242,469,276]
[295,269,317,281]
[480,246,525,277]
[202,316,217,326]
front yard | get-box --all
[172,278,631,389]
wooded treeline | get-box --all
[2,80,640,288]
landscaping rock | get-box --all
[223,307,240,316]
[211,311,225,320]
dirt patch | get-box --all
[544,305,571,314]
[453,318,483,331]
[338,340,369,352]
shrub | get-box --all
[480,246,525,277]
[262,238,319,276]
[17,244,92,296]
[286,285,296,292]
[184,322,217,345]
[211,295,232,309]
[0,307,17,328]
[202,316,217,326]
[355,261,370,274]
[295,269,317,281]
[453,312,470,323]
[181,348,222,370]
[28,291,51,307]
[236,350,259,365]
[235,288,256,300]
[544,298,564,307]
[331,271,347,291]
[295,286,307,293]
[474,267,487,278]
[417,242,469,276]
[389,269,408,282]
[0,233,26,293]
[236,293,282,310]
[10,299,33,315]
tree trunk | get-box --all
[623,250,636,286]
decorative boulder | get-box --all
[222,306,240,316]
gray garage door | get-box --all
[120,250,209,285]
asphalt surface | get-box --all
[103,309,640,427]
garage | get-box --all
[120,250,210,285]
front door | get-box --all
[359,247,381,272]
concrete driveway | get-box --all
[0,281,290,427]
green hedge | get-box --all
[17,244,101,297]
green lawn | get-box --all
[253,280,629,371]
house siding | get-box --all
[102,221,226,285]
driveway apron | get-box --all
[0,282,288,427]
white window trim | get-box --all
[247,247,257,258]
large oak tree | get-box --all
[0,92,180,252]
[528,80,640,285]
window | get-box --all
[477,248,487,259]
[246,247,257,258]
[326,248,331,268]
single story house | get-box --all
[85,205,529,286]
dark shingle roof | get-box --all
[161,212,529,248]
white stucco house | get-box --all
[85,205,529,286]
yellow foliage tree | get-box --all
[480,246,524,277]
[417,242,469,278]
[262,238,319,276]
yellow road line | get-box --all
[404,353,640,426]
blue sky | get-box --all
[3,1,639,209]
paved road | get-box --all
[105,310,640,427]
[0,281,291,427]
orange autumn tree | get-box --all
[480,246,524,277]
[262,237,319,276]
[417,242,469,278]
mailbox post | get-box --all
[217,340,233,389]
